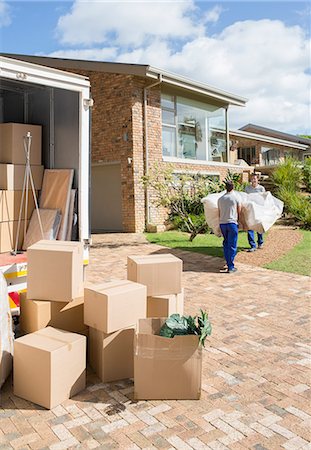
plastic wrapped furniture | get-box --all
[202,191,283,237]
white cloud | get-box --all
[56,0,203,47]
[0,0,11,27]
[47,47,119,61]
[203,5,224,24]
[53,4,311,134]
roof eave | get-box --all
[146,66,248,107]
[230,129,309,150]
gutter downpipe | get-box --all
[225,106,230,163]
[143,73,162,228]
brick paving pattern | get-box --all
[1,233,310,449]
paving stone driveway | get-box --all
[1,234,310,450]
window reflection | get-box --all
[161,93,227,162]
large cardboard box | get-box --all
[20,293,85,334]
[27,240,84,302]
[147,289,184,318]
[0,123,42,165]
[127,254,182,296]
[0,164,44,190]
[89,326,135,382]
[0,220,27,253]
[84,280,147,334]
[0,190,36,222]
[134,318,202,400]
[14,327,86,409]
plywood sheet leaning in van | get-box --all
[39,169,74,240]
[23,208,61,250]
[66,189,76,241]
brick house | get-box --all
[2,54,254,232]
[229,124,310,169]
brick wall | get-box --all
[49,65,248,233]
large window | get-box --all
[161,93,227,162]
[261,146,281,166]
[238,146,256,165]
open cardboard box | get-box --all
[134,318,202,400]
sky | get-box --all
[0,0,310,135]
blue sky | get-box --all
[1,1,310,134]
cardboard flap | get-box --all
[137,318,166,335]
[135,333,200,360]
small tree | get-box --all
[142,164,224,241]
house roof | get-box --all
[230,129,309,151]
[0,53,248,107]
[240,123,311,147]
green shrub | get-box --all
[302,157,311,192]
[277,187,311,229]
[272,157,302,192]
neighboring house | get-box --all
[230,124,311,169]
[2,54,252,233]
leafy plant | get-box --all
[302,157,311,192]
[222,170,247,191]
[142,164,245,241]
[272,157,302,192]
[277,186,311,230]
[159,310,212,347]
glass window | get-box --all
[161,93,175,109]
[162,126,176,157]
[162,109,175,125]
[161,93,227,162]
[238,146,256,165]
[261,146,281,166]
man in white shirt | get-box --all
[218,180,241,273]
[245,173,265,251]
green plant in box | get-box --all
[159,310,212,347]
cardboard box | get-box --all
[84,280,147,334]
[147,289,184,318]
[0,123,42,165]
[0,220,27,253]
[20,293,85,334]
[89,326,134,382]
[27,240,84,302]
[0,190,36,222]
[134,318,202,400]
[0,164,44,190]
[127,254,183,296]
[14,327,86,409]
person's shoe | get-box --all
[258,244,264,249]
[247,248,256,252]
[227,267,238,273]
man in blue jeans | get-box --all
[245,173,265,251]
[218,180,241,273]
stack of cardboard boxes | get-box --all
[127,254,202,400]
[84,280,147,382]
[15,240,87,409]
[0,123,44,253]
[15,245,201,407]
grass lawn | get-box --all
[145,230,250,258]
[264,230,311,276]
[145,229,311,276]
